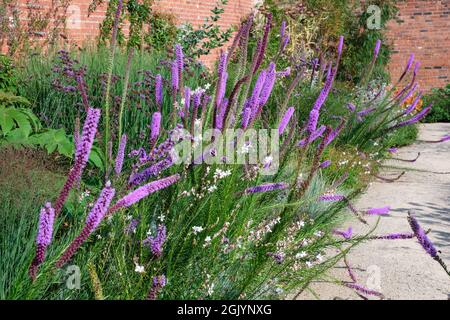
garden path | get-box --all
[299,123,450,300]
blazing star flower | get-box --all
[244,182,289,194]
[373,39,381,61]
[124,218,140,235]
[175,44,184,80]
[337,35,344,60]
[344,282,384,299]
[392,105,431,129]
[241,107,252,129]
[114,134,127,175]
[147,275,166,300]
[280,20,286,40]
[407,212,437,258]
[249,70,267,114]
[388,147,398,153]
[54,107,101,217]
[29,202,55,280]
[184,86,191,115]
[366,206,390,215]
[259,63,277,107]
[276,67,291,78]
[150,112,161,142]
[399,53,414,82]
[55,182,116,268]
[319,160,331,168]
[370,233,414,240]
[171,60,179,93]
[347,103,356,112]
[333,227,353,239]
[278,107,294,135]
[143,224,166,257]
[109,174,180,214]
[307,108,320,134]
[403,93,423,115]
[128,157,173,187]
[155,74,163,108]
[319,194,346,202]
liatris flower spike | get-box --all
[319,160,331,169]
[143,224,166,257]
[155,74,163,109]
[29,202,55,280]
[150,112,161,143]
[171,61,179,93]
[54,107,101,217]
[407,211,449,275]
[390,105,431,130]
[278,107,294,135]
[55,182,115,268]
[373,39,381,61]
[114,134,127,175]
[366,206,390,216]
[243,182,289,195]
[333,227,353,240]
[108,174,180,214]
[175,44,184,80]
[147,275,166,300]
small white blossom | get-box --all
[134,264,145,273]
[192,226,204,234]
[295,251,307,259]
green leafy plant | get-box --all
[0,55,18,92]
[176,0,234,58]
[423,84,450,123]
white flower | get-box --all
[134,264,145,273]
[207,283,215,296]
[295,251,307,259]
[126,215,133,221]
[204,83,211,90]
[275,287,284,294]
[158,214,165,222]
[192,226,204,234]
[314,230,323,237]
[214,168,232,179]
[146,229,152,236]
[305,261,313,268]
[207,185,217,192]
[316,254,323,262]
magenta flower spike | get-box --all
[29,202,55,280]
[150,112,161,143]
[407,212,437,258]
[307,108,320,134]
[114,134,127,175]
[171,60,179,93]
[337,35,344,60]
[259,62,277,108]
[243,182,289,194]
[319,160,331,169]
[333,227,353,240]
[147,275,166,300]
[241,107,252,129]
[54,107,101,217]
[175,44,184,80]
[55,182,115,268]
[143,224,167,257]
[366,206,390,216]
[155,74,163,109]
[392,105,431,129]
[373,39,381,61]
[319,194,346,202]
[109,174,180,214]
[399,53,414,82]
[278,107,295,135]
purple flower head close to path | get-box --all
[114,134,127,175]
[150,112,161,142]
[388,147,398,153]
[155,74,163,108]
[439,135,450,142]
[407,212,438,258]
[393,105,432,129]
[319,194,346,202]
[278,107,294,135]
[244,182,289,194]
[333,227,353,240]
[366,206,390,216]
[403,93,423,115]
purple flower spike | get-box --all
[56,182,115,268]
[171,61,179,92]
[388,147,398,153]
[125,218,140,235]
[373,39,381,61]
[244,182,289,194]
[281,34,290,52]
[347,103,356,112]
[54,107,101,217]
[280,20,286,39]
[147,275,166,300]
[278,107,295,135]
[150,112,161,142]
[143,224,166,257]
[407,212,437,258]
[241,107,251,129]
[344,282,384,299]
[337,35,344,59]
[259,63,277,108]
[403,93,423,115]
[333,227,353,239]
[307,108,320,134]
[29,202,55,280]
[184,86,191,115]
[366,206,390,216]
[155,74,163,108]
[319,194,345,202]
[392,105,432,129]
[399,53,414,82]
[175,44,184,79]
[440,135,450,142]
[319,160,331,169]
[109,174,180,214]
[114,134,127,175]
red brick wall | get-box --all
[386,0,450,91]
[5,0,256,66]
